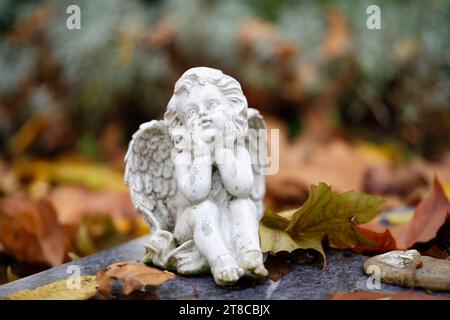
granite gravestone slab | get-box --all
[1,236,448,299]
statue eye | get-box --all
[207,99,219,110]
[187,109,198,119]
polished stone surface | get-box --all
[1,236,449,299]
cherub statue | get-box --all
[125,67,268,286]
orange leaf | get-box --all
[48,186,137,228]
[421,215,450,258]
[354,227,397,253]
[391,177,450,249]
[356,177,450,254]
[0,196,68,266]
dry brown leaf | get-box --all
[0,196,68,266]
[411,153,450,184]
[265,171,309,211]
[363,165,428,198]
[0,181,145,266]
[264,255,292,282]
[96,262,176,297]
[420,215,450,259]
[391,177,450,249]
[330,291,450,300]
[47,185,138,230]
[296,140,391,192]
[264,117,309,210]
[265,140,394,212]
[357,178,450,255]
[264,113,447,213]
[47,186,147,256]
[265,118,450,212]
[423,244,450,260]
[267,138,391,209]
[354,227,397,253]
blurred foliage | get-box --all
[0,0,448,158]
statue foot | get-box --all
[210,254,244,286]
[172,241,209,275]
[240,250,268,278]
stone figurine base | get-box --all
[1,236,449,300]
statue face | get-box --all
[178,84,231,142]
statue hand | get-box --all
[192,133,214,159]
[213,132,236,151]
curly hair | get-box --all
[164,67,248,149]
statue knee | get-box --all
[192,200,219,219]
[229,198,256,215]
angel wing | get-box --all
[124,120,178,233]
[246,108,268,219]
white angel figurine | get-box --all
[125,67,268,286]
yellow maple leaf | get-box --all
[259,182,384,265]
[5,275,98,300]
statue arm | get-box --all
[174,151,212,203]
[216,145,254,197]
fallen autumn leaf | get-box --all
[0,196,69,266]
[358,177,450,254]
[5,275,97,300]
[96,262,176,297]
[391,177,450,249]
[260,182,385,265]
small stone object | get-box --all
[364,250,450,291]
[124,67,269,286]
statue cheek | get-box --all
[214,117,226,131]
[185,118,196,130]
